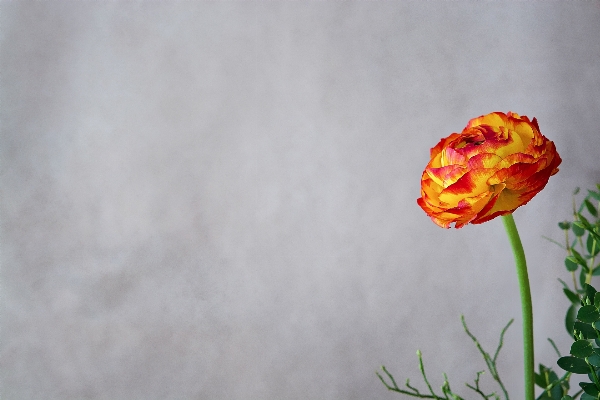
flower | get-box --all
[417,111,561,228]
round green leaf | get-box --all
[571,340,594,358]
[573,222,586,237]
[558,356,590,373]
[574,321,598,339]
[578,305,600,323]
[559,221,571,230]
[580,383,600,398]
[565,257,579,272]
[587,352,600,367]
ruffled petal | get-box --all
[417,111,561,228]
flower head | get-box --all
[417,112,561,228]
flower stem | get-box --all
[502,214,534,400]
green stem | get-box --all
[501,214,534,400]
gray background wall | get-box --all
[2,2,600,399]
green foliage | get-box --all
[378,186,600,399]
[578,306,600,324]
[554,187,600,325]
[539,187,600,400]
[557,356,589,374]
[377,316,512,399]
[571,340,594,358]
[535,361,570,400]
[556,282,600,399]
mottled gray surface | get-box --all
[2,2,600,399]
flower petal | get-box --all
[417,111,561,228]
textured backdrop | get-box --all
[2,2,600,399]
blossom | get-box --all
[417,111,561,228]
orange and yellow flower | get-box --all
[417,112,561,228]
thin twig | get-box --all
[547,338,562,358]
[542,235,566,249]
[377,366,440,399]
[418,350,439,399]
[465,371,491,400]
[493,319,514,364]
[461,315,511,400]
